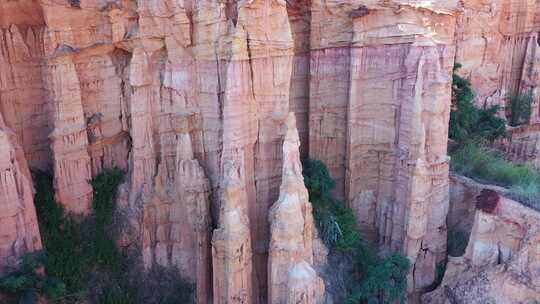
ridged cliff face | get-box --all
[455,0,540,120]
[1,0,540,303]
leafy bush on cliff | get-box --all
[18,168,195,304]
[302,159,410,304]
[346,254,410,304]
[450,64,506,143]
[449,64,539,210]
[508,90,535,126]
[0,250,66,302]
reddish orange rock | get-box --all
[212,160,254,304]
[0,115,42,275]
[268,114,325,304]
[424,175,540,303]
[142,130,212,304]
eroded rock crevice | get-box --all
[1,1,540,303]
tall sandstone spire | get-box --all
[268,113,325,304]
[212,160,254,304]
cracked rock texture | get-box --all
[2,0,540,303]
[423,176,540,303]
[212,160,254,304]
[142,130,212,304]
[455,0,540,116]
[309,0,456,292]
[268,114,325,304]
[0,114,42,275]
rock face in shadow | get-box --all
[268,114,325,304]
[496,124,540,169]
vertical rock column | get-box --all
[308,0,354,201]
[287,0,312,158]
[142,130,212,304]
[345,5,456,292]
[128,46,161,204]
[0,115,42,274]
[0,24,49,170]
[307,2,457,293]
[212,160,253,304]
[268,114,325,304]
[45,54,93,214]
[218,1,295,300]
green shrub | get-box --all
[302,159,410,304]
[450,64,506,143]
[450,143,540,210]
[302,159,368,257]
[33,171,91,295]
[90,167,124,269]
[346,254,410,304]
[508,90,534,127]
[100,285,132,304]
[28,168,195,303]
[303,158,336,202]
[0,250,66,303]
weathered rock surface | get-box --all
[212,160,254,304]
[309,1,456,292]
[455,0,540,114]
[268,114,325,304]
[0,115,42,275]
[286,261,326,304]
[3,0,540,303]
[423,176,540,303]
[142,131,212,304]
[0,1,44,275]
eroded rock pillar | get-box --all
[0,115,42,274]
[212,160,253,304]
[268,114,325,304]
[143,129,212,304]
[45,54,93,214]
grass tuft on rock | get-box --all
[451,143,540,210]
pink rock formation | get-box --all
[217,3,295,298]
[309,1,456,292]
[0,8,49,170]
[4,0,540,302]
[286,261,325,304]
[45,54,94,214]
[0,115,42,274]
[423,176,540,303]
[142,130,212,304]
[268,114,325,304]
[212,160,254,304]
[455,0,540,115]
